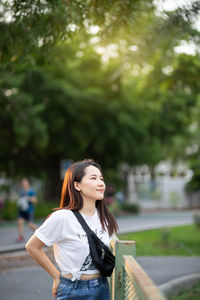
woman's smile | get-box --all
[97,189,104,193]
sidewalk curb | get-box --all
[118,221,193,234]
[0,244,26,254]
[0,248,54,271]
[159,273,200,298]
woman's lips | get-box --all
[97,189,104,193]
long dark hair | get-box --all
[59,159,118,236]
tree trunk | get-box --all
[127,167,138,203]
[43,160,63,203]
[149,165,156,192]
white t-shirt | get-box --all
[34,208,111,281]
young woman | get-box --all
[26,159,118,300]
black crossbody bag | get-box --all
[72,210,115,277]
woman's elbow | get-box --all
[25,240,32,253]
[25,235,44,253]
[25,236,37,253]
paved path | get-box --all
[0,266,51,300]
[136,256,200,285]
[117,210,194,234]
[0,210,195,252]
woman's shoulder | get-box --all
[44,209,74,227]
[50,208,73,219]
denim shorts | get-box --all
[18,209,34,222]
[55,276,110,300]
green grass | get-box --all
[169,281,200,300]
[118,225,200,256]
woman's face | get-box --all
[75,165,106,201]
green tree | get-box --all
[1,0,200,201]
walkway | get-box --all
[0,210,195,252]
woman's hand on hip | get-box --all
[52,276,60,298]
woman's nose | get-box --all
[97,180,104,187]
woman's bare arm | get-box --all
[25,235,60,297]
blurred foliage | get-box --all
[169,281,200,300]
[1,0,200,65]
[1,200,18,220]
[106,201,140,217]
[34,201,58,219]
[1,0,200,200]
[185,160,200,193]
[120,202,140,214]
[193,213,200,228]
[107,200,122,217]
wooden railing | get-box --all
[110,239,167,300]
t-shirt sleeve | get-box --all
[34,212,63,246]
[28,188,36,197]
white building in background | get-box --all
[126,161,194,209]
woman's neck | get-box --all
[79,199,96,217]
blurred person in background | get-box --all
[16,178,37,242]
[104,184,115,207]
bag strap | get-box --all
[72,210,94,235]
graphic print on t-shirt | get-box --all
[80,254,96,271]
[77,228,104,241]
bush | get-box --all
[193,213,200,228]
[185,160,200,193]
[2,200,18,220]
[107,200,121,217]
[34,201,58,219]
[121,202,140,214]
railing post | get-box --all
[114,240,136,300]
